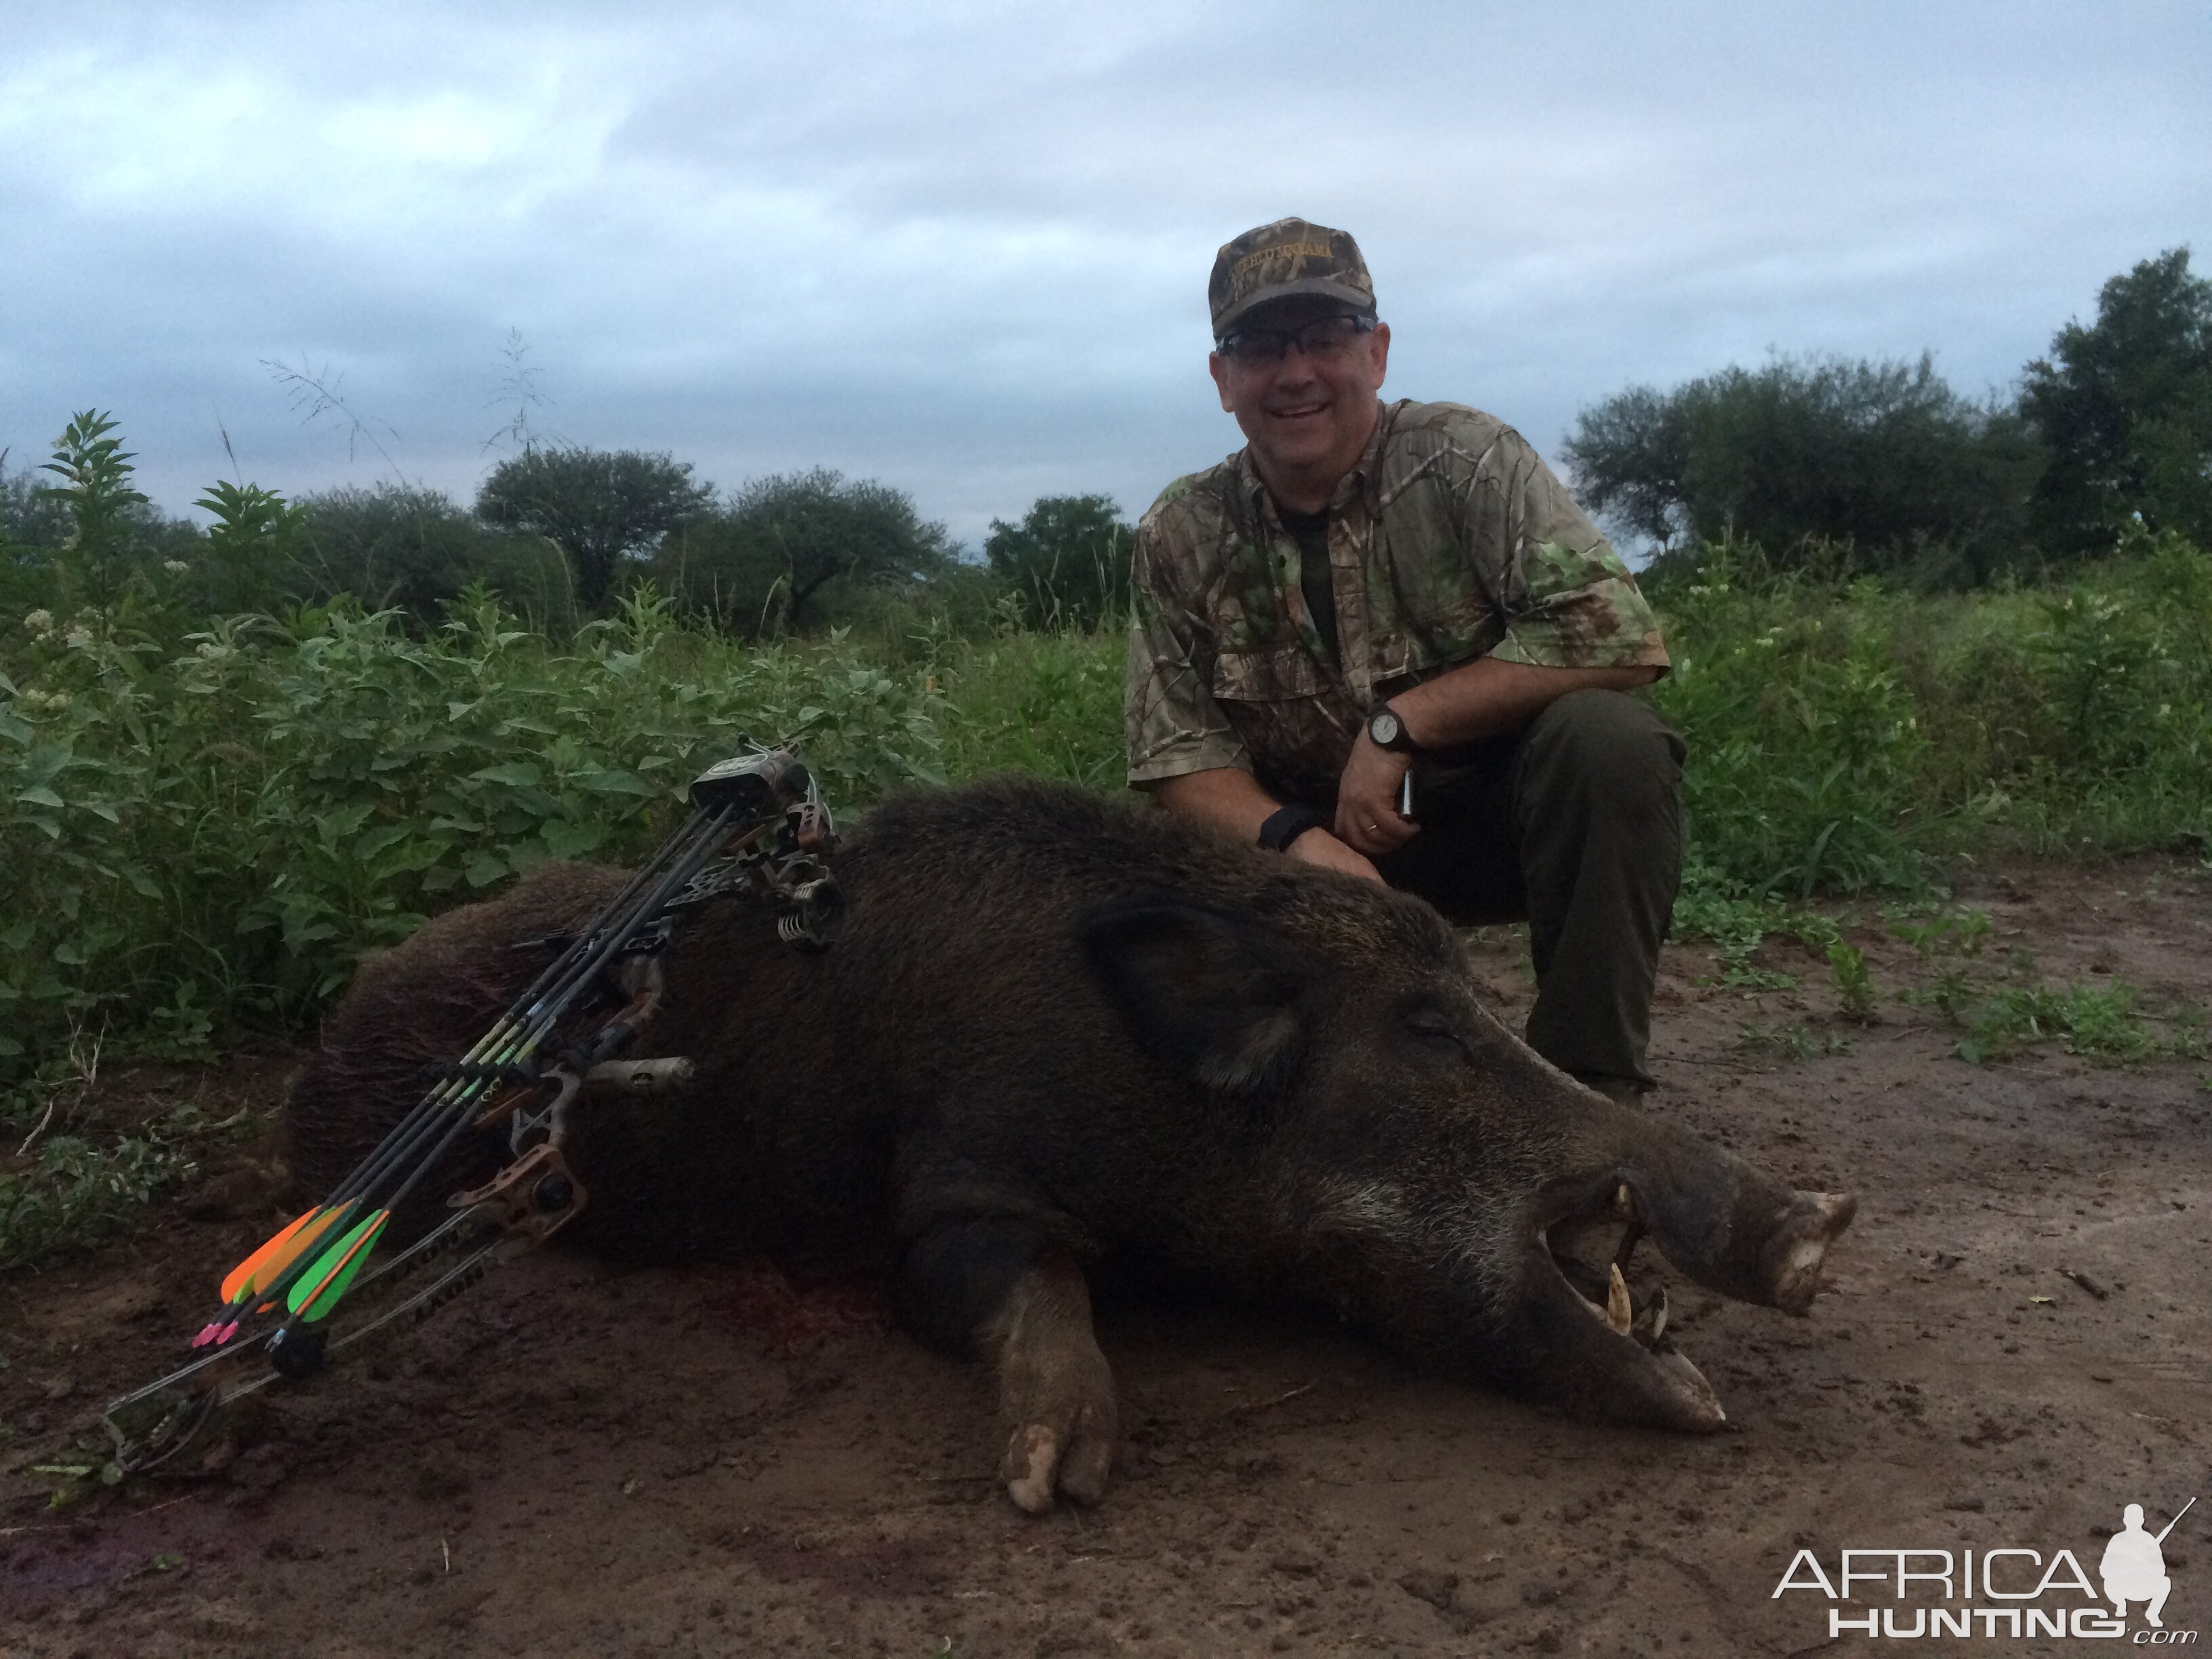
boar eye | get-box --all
[1406,1014,1470,1060]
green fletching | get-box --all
[287,1211,389,1322]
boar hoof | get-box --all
[1001,1403,1113,1513]
[987,1260,1119,1513]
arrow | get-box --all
[287,1210,390,1322]
[218,1207,338,1305]
[194,1202,360,1347]
[184,800,747,1355]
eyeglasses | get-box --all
[1216,314,1375,367]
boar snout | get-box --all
[1513,1125,1856,1430]
[1567,1107,1856,1315]
[1758,1189,1858,1315]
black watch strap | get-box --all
[1256,804,1328,853]
[1367,704,1422,755]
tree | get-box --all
[298,484,514,619]
[1563,354,2041,581]
[475,446,712,609]
[1,453,73,551]
[655,468,954,636]
[983,494,1132,630]
[2022,247,2212,555]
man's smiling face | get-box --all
[1209,295,1391,508]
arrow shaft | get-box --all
[373,801,741,1223]
[287,804,713,1225]
[242,801,745,1336]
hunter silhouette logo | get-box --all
[1772,1494,2199,1641]
[2104,1498,2192,1630]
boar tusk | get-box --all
[1613,1183,1636,1219]
[1606,1263,1633,1336]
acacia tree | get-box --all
[1562,354,2039,581]
[655,468,954,636]
[2022,247,2212,555]
[300,485,478,616]
[983,494,1132,630]
[475,446,712,609]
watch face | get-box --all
[1369,709,1401,747]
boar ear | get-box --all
[1078,898,1308,1098]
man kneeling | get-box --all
[1126,216,1681,1104]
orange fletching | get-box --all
[218,1206,347,1305]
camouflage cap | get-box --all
[1208,218,1376,339]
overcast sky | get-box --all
[4,1,2207,549]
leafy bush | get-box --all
[3,412,203,625]
[932,628,1126,790]
[1648,548,1933,898]
[0,587,947,1082]
[0,1132,197,1270]
[1647,529,2212,885]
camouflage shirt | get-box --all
[1124,399,1668,804]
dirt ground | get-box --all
[3,857,2209,1658]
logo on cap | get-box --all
[1210,218,1376,337]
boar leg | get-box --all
[901,1218,1118,1514]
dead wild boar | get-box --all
[287,774,1854,1513]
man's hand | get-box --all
[1141,767,1385,884]
[1286,825,1383,882]
[1334,731,1417,858]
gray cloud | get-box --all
[3,0,2205,546]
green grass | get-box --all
[0,1132,199,1271]
[1939,975,2202,1066]
[1736,1022,1853,1061]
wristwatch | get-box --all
[1366,704,1422,756]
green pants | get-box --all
[1373,689,1685,1093]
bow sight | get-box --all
[102,746,840,1476]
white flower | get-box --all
[163,559,190,575]
[23,609,54,635]
[64,628,93,650]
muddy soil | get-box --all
[2,859,2208,1658]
